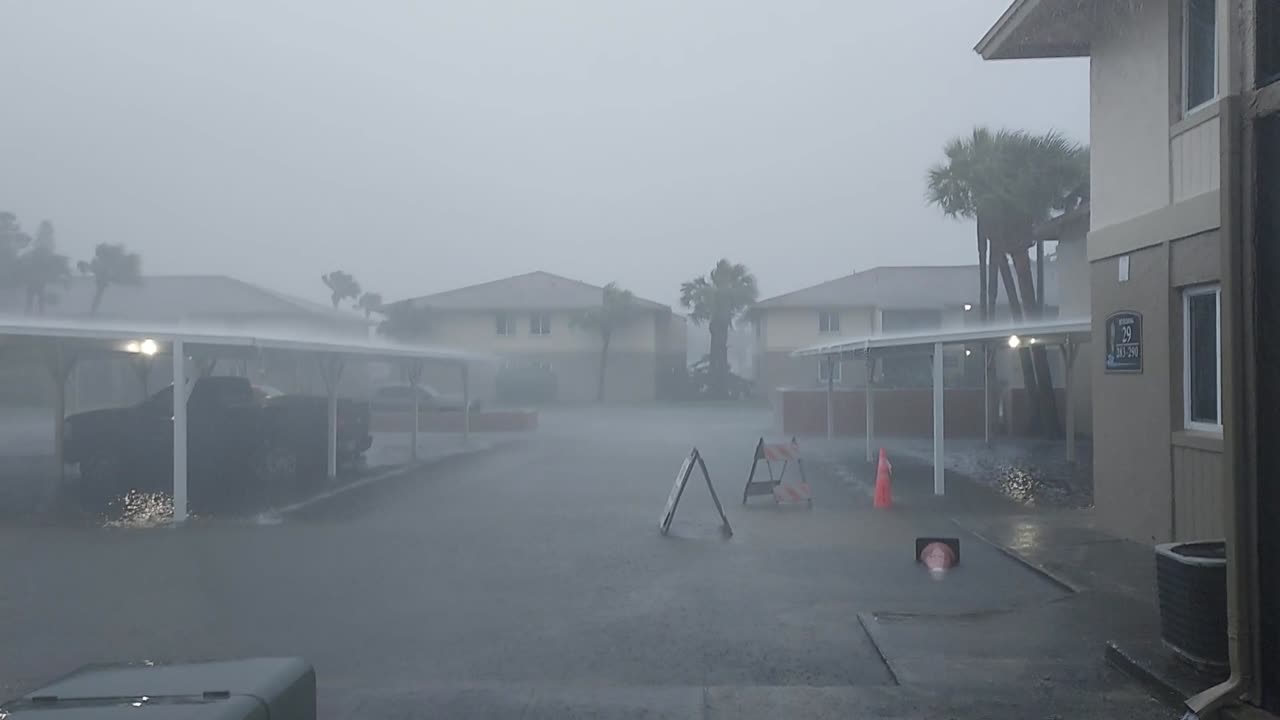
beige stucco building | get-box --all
[390,271,686,403]
[979,0,1230,546]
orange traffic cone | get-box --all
[874,448,893,509]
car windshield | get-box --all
[4,2,1273,719]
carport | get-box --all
[0,318,482,523]
[792,319,1091,495]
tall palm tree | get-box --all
[357,291,384,319]
[927,127,1088,437]
[0,212,32,302]
[573,282,638,402]
[19,246,72,314]
[321,270,361,309]
[680,259,759,399]
[77,243,143,314]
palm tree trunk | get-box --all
[987,243,1000,317]
[597,334,610,402]
[1010,246,1062,437]
[976,218,988,322]
[995,249,1043,434]
[90,282,106,313]
[709,319,729,399]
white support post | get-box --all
[825,356,834,442]
[320,356,344,481]
[1063,341,1077,463]
[983,343,991,447]
[172,339,188,524]
[932,342,945,496]
[865,351,875,463]
[407,360,423,462]
[461,362,471,443]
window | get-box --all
[1260,0,1280,85]
[530,312,551,336]
[1183,0,1218,112]
[818,310,840,334]
[1183,284,1222,431]
[818,358,841,384]
[496,312,515,336]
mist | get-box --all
[0,1,1087,306]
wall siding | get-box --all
[1172,444,1226,539]
[1172,116,1221,202]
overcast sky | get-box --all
[0,1,1087,307]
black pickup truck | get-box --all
[63,376,373,511]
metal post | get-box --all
[406,360,423,462]
[825,356,834,442]
[319,356,343,481]
[51,346,70,485]
[461,362,471,443]
[865,350,874,463]
[172,339,188,524]
[932,342,945,496]
[983,343,991,447]
[1063,341,1076,463]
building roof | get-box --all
[753,266,980,312]
[6,275,369,331]
[395,271,669,312]
[975,0,1098,61]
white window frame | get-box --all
[818,310,840,334]
[1182,0,1219,115]
[530,311,552,336]
[1182,283,1222,432]
[818,358,842,384]
[496,312,515,336]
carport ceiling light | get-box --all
[1007,335,1021,348]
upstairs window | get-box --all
[818,310,840,334]
[530,312,552,336]
[1184,0,1218,112]
[496,312,516,336]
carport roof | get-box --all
[0,317,485,363]
[791,319,1091,357]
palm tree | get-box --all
[18,239,72,315]
[357,291,384,319]
[77,243,143,314]
[680,259,759,399]
[321,270,361,309]
[0,212,32,301]
[927,127,1089,437]
[572,282,638,402]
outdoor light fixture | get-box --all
[139,338,158,356]
[964,349,972,357]
[124,341,140,353]
[1028,337,1038,345]
[1007,335,1021,348]
[963,303,974,312]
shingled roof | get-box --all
[395,271,669,312]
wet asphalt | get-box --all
[0,406,1173,718]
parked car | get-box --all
[63,376,372,512]
[369,383,481,413]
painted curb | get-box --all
[950,518,1083,594]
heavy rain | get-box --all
[0,1,1273,719]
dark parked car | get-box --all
[369,384,481,413]
[63,376,372,511]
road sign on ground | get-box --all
[659,447,732,537]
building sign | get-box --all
[1105,311,1143,373]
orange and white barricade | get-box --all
[742,437,811,505]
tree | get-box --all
[378,302,432,342]
[357,291,384,319]
[680,259,758,399]
[927,127,1089,437]
[321,270,360,309]
[0,212,32,299]
[17,221,71,314]
[76,243,143,314]
[572,282,638,402]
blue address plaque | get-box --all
[1105,311,1142,373]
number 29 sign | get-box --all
[1105,311,1142,373]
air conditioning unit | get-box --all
[1156,540,1229,669]
[2,658,315,720]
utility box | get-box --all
[2,658,316,720]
